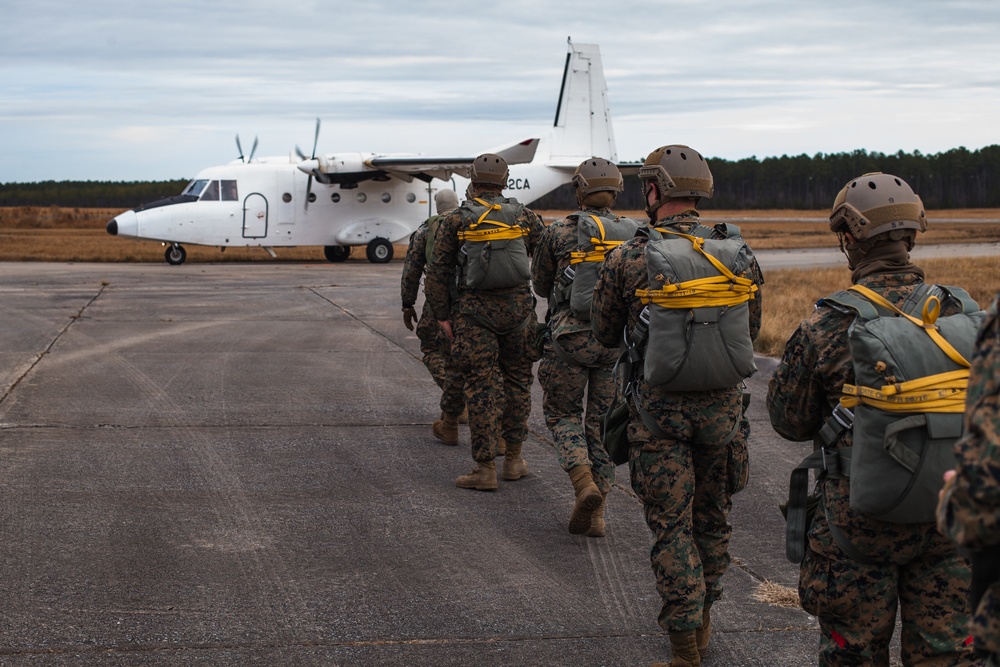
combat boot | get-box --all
[497,437,506,456]
[696,603,712,658]
[585,492,607,538]
[432,413,459,446]
[568,466,603,535]
[501,442,528,480]
[455,461,498,491]
[649,630,701,667]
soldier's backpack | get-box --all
[457,197,531,290]
[784,283,985,562]
[552,212,639,321]
[423,214,445,265]
[627,223,759,392]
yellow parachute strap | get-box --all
[457,197,529,242]
[634,227,758,308]
[848,284,971,369]
[840,368,970,413]
[569,214,624,264]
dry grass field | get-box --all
[2,206,997,355]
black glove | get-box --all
[402,306,417,331]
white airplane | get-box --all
[106,40,619,265]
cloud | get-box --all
[1,0,998,181]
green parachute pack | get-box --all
[631,223,758,391]
[552,212,639,321]
[457,197,530,290]
[784,283,985,563]
[423,214,446,266]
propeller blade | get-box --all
[248,136,259,162]
[295,145,308,161]
[311,118,321,159]
[236,134,245,162]
[305,173,314,211]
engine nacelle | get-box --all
[297,153,369,175]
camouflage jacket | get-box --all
[424,191,544,322]
[939,292,1000,654]
[400,220,430,308]
[532,206,616,338]
[591,211,763,351]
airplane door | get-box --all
[243,193,268,238]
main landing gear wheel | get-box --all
[165,244,187,265]
[323,245,351,262]
[366,238,393,264]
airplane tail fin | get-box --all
[546,40,617,165]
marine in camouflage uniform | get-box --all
[400,190,466,441]
[938,291,1000,666]
[591,145,762,667]
[532,158,638,537]
[768,173,976,666]
[424,154,544,490]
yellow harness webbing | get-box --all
[457,198,528,242]
[569,215,625,264]
[840,284,971,414]
[635,228,758,309]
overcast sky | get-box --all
[2,0,997,183]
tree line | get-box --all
[2,145,998,210]
[536,144,1000,210]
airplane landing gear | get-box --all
[165,243,187,265]
[366,238,393,264]
[323,245,351,263]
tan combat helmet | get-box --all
[829,172,927,241]
[469,153,509,188]
[637,145,714,215]
[572,157,624,206]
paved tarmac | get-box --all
[0,259,886,666]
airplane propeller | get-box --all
[296,118,321,210]
[236,135,259,163]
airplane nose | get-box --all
[108,210,138,237]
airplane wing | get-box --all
[367,138,540,183]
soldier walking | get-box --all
[424,154,544,491]
[532,158,638,536]
[768,173,979,666]
[400,189,467,443]
[592,145,762,666]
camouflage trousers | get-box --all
[627,384,742,631]
[416,307,465,417]
[449,306,534,463]
[537,330,617,493]
[801,480,975,666]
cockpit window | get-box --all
[221,180,238,201]
[200,180,220,201]
[183,179,209,197]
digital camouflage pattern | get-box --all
[532,207,619,493]
[400,221,465,417]
[424,191,544,463]
[939,291,1000,661]
[591,210,763,632]
[768,271,976,666]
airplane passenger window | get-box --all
[356,193,367,203]
[331,193,341,203]
[282,193,292,203]
[308,192,317,203]
[381,193,391,203]
[200,180,220,201]
[221,180,238,201]
[406,193,416,203]
[183,179,209,197]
